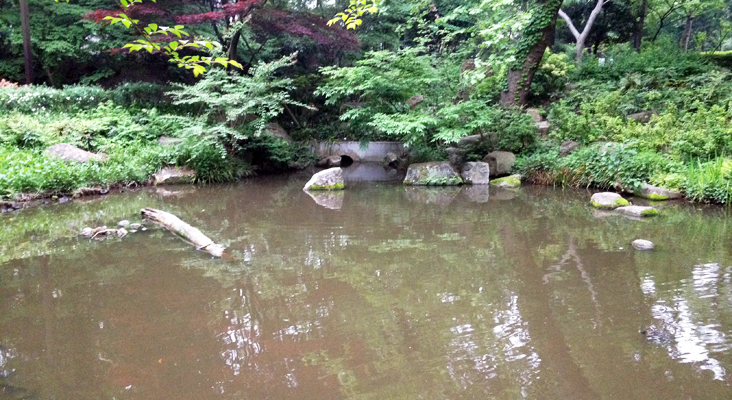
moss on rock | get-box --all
[490,175,521,188]
[309,182,345,190]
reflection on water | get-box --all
[1,179,732,398]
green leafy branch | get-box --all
[327,0,380,30]
[55,0,242,76]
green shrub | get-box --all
[684,157,732,203]
[0,82,169,114]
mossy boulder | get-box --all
[403,162,463,186]
[590,192,629,209]
[154,166,196,185]
[303,167,345,191]
[615,205,659,218]
[490,175,521,188]
[634,183,682,201]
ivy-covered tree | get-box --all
[500,0,563,107]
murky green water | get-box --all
[2,167,732,399]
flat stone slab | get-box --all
[461,162,491,185]
[634,183,682,200]
[490,175,521,188]
[632,239,655,250]
[45,143,107,163]
[590,192,629,209]
[304,167,344,190]
[154,167,196,185]
[615,205,659,217]
[404,162,462,186]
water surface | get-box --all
[2,171,732,399]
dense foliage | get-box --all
[3,0,732,202]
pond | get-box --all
[1,166,732,399]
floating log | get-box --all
[141,207,226,257]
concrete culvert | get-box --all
[340,155,354,167]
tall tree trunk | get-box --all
[227,28,242,67]
[500,0,563,107]
[558,0,607,64]
[19,0,33,84]
[632,0,647,51]
[681,12,694,51]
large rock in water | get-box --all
[590,192,630,209]
[634,183,682,200]
[461,162,491,184]
[615,205,659,218]
[632,239,655,250]
[403,162,462,186]
[303,167,344,190]
[483,151,516,177]
[490,175,521,188]
[154,166,196,185]
[45,143,107,163]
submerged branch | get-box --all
[141,207,227,258]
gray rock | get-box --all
[559,140,581,157]
[526,108,543,123]
[461,162,491,184]
[129,223,142,231]
[634,183,682,200]
[154,166,196,185]
[45,143,108,163]
[264,122,293,143]
[535,121,550,136]
[117,220,130,228]
[57,196,70,204]
[615,205,659,218]
[403,162,462,186]
[407,94,424,109]
[457,134,483,147]
[303,167,345,191]
[116,228,128,238]
[446,147,467,171]
[457,132,497,148]
[80,227,93,237]
[590,192,630,209]
[304,190,344,210]
[632,239,655,250]
[627,111,658,124]
[158,136,183,146]
[483,151,516,177]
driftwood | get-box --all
[141,208,226,258]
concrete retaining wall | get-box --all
[310,141,406,162]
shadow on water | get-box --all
[1,177,732,398]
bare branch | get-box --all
[558,9,580,40]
